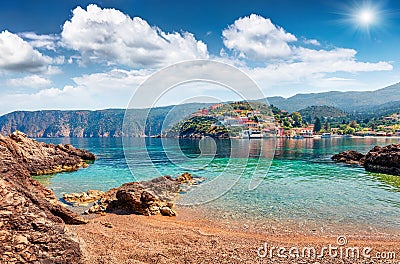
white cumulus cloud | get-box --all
[220,14,392,94]
[0,68,154,114]
[0,30,52,73]
[303,39,320,46]
[222,14,297,60]
[7,75,52,88]
[19,32,59,51]
[292,47,392,72]
[61,4,209,68]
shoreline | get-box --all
[68,206,400,264]
[66,201,400,238]
[35,135,400,139]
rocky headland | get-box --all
[0,131,96,263]
[332,143,400,175]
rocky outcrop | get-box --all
[176,171,194,183]
[332,144,400,176]
[63,190,104,206]
[88,176,180,216]
[0,132,96,263]
[364,144,400,175]
[331,150,365,165]
[87,172,203,217]
[1,131,95,176]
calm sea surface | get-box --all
[34,137,400,232]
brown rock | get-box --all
[176,172,193,183]
[2,131,95,176]
[101,222,114,228]
[63,190,104,206]
[332,144,400,176]
[331,150,365,165]
[364,144,400,175]
[88,176,180,216]
[0,132,95,263]
[160,206,176,217]
[14,234,29,245]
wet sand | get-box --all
[68,208,400,264]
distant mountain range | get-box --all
[267,82,400,112]
[0,82,399,137]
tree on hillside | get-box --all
[324,120,330,131]
[314,117,321,132]
[291,112,302,127]
[344,126,355,135]
[283,118,292,129]
[349,120,358,128]
[253,115,259,123]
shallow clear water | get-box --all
[35,137,400,231]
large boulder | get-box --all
[87,172,205,216]
[364,144,400,175]
[0,132,95,263]
[331,150,365,165]
[88,176,180,216]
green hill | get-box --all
[298,106,348,123]
[166,101,273,138]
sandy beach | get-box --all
[68,207,400,264]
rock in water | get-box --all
[0,131,96,263]
[331,150,365,165]
[332,144,400,176]
[63,190,104,206]
[364,144,400,175]
[176,172,193,183]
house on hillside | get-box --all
[223,117,242,127]
[210,103,223,110]
[244,121,258,128]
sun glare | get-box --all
[359,10,374,25]
[335,1,389,36]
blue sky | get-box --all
[0,0,399,114]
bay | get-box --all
[34,137,400,232]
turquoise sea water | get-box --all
[35,137,400,232]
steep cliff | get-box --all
[0,103,211,138]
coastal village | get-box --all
[185,102,400,138]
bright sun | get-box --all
[359,10,374,25]
[338,2,386,35]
